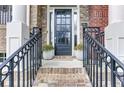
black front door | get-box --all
[55,9,72,55]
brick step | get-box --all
[52,56,74,61]
[39,68,83,74]
[33,68,91,87]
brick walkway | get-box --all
[33,68,91,87]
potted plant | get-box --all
[43,44,54,60]
[74,44,83,60]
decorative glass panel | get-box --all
[57,18,61,24]
[56,14,61,17]
[66,18,70,24]
[56,25,61,31]
[61,25,66,31]
[66,25,70,31]
[62,18,66,24]
[66,14,71,17]
[56,32,70,45]
[62,14,66,17]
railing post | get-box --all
[39,30,42,67]
[83,29,86,67]
[111,59,116,87]
[93,47,96,87]
[0,69,3,87]
[9,59,14,87]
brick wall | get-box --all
[40,5,47,45]
[89,5,108,31]
[30,5,38,31]
[0,25,6,53]
[80,5,89,43]
[30,5,47,46]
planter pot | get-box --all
[75,50,83,60]
[43,50,54,60]
[74,50,77,57]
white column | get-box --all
[6,5,29,58]
[12,5,27,24]
[105,5,124,62]
[47,5,50,44]
[109,5,124,24]
[26,5,30,26]
[77,5,80,44]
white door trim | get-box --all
[47,5,79,56]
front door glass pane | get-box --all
[66,18,70,24]
[56,32,70,45]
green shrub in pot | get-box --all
[43,44,54,51]
[43,44,54,59]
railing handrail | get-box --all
[84,31,124,69]
[0,29,41,69]
[83,27,124,87]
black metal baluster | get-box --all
[26,49,29,87]
[96,52,98,87]
[87,41,89,75]
[37,38,39,69]
[111,59,116,87]
[105,53,108,87]
[88,41,90,75]
[34,40,37,74]
[90,44,93,82]
[93,47,96,87]
[121,71,124,87]
[37,37,39,68]
[83,30,85,67]
[30,46,32,87]
[9,59,14,87]
[37,37,39,69]
[39,33,42,67]
[35,40,37,73]
[85,36,87,67]
[0,69,4,87]
[84,36,87,67]
[22,50,25,87]
[100,52,103,87]
[83,34,87,67]
[32,44,35,80]
[17,54,20,87]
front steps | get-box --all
[52,56,74,61]
[33,56,91,87]
[33,68,91,87]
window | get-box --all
[0,5,12,24]
[0,53,6,63]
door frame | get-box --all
[47,5,79,56]
[54,9,72,55]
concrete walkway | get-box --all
[42,59,83,68]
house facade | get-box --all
[0,5,108,61]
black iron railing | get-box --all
[96,31,104,46]
[83,27,124,87]
[0,27,42,87]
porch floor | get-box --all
[33,56,91,87]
